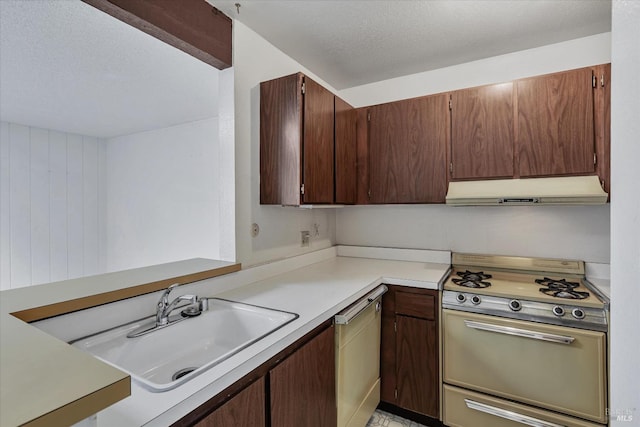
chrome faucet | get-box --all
[127,284,202,338]
[155,284,198,326]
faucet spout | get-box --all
[156,283,179,325]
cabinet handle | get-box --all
[335,285,387,324]
[463,320,575,344]
[464,399,566,427]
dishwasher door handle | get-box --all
[335,285,387,325]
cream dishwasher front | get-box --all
[335,285,387,427]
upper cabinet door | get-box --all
[517,67,596,177]
[593,63,611,196]
[451,83,514,180]
[260,73,303,205]
[302,77,335,204]
[335,96,357,204]
[368,94,448,203]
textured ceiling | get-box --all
[0,0,219,138]
[211,0,611,89]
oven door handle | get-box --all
[464,399,566,427]
[464,320,576,345]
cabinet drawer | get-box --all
[395,292,435,320]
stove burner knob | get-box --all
[572,308,586,320]
[509,300,522,312]
[456,293,467,303]
[470,295,481,305]
[552,306,565,317]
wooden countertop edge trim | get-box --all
[11,263,241,322]
[21,376,131,427]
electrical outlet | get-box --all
[251,223,260,237]
[301,230,310,247]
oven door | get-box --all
[443,309,607,424]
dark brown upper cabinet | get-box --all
[593,63,611,195]
[367,93,449,203]
[335,96,357,204]
[260,73,356,205]
[517,67,596,178]
[448,64,610,190]
[450,83,514,180]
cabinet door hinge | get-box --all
[450,162,453,174]
[367,111,371,122]
[601,74,605,88]
[394,320,397,333]
[594,153,597,166]
[301,184,305,195]
[301,82,306,95]
[367,189,371,199]
[394,389,398,400]
[449,98,452,110]
[592,74,596,88]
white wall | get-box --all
[337,205,610,262]
[233,21,336,267]
[0,121,106,289]
[340,33,611,107]
[334,33,612,264]
[105,118,221,272]
[610,1,640,424]
[1,115,229,284]
[217,68,236,262]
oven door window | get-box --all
[442,309,607,424]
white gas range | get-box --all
[442,253,609,427]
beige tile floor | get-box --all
[366,409,427,427]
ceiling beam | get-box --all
[82,0,232,69]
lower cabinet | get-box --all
[173,322,335,427]
[195,377,265,427]
[270,325,337,427]
[381,285,439,420]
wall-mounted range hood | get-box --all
[446,175,608,206]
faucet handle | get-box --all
[159,283,180,303]
[163,283,180,294]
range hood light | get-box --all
[445,176,608,206]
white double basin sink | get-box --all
[71,298,298,392]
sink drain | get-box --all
[172,367,198,381]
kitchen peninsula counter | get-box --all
[0,259,241,427]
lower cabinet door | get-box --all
[396,315,439,418]
[269,325,337,427]
[443,385,604,427]
[195,377,265,427]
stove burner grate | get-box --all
[452,270,492,288]
[536,277,590,300]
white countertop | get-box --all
[585,262,611,302]
[97,249,450,426]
